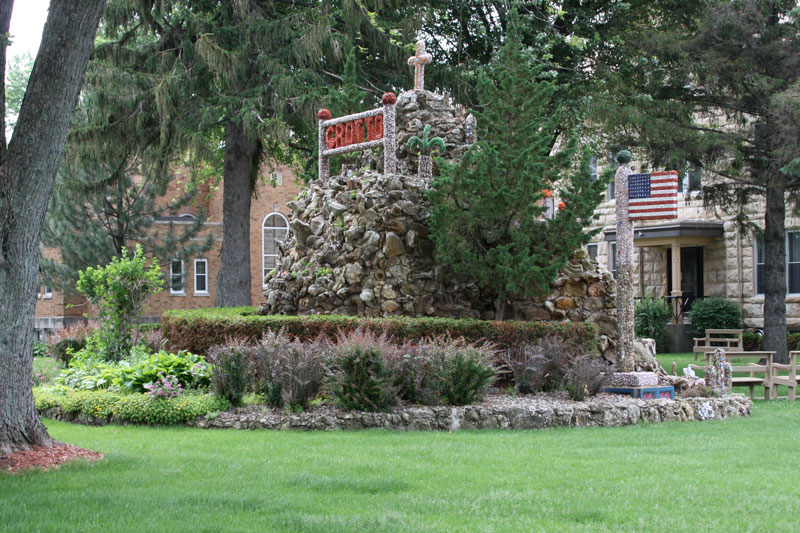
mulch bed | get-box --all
[1,444,102,474]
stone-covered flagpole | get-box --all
[382,92,397,174]
[317,109,331,180]
[614,150,635,371]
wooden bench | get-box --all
[689,351,774,400]
[693,329,744,360]
[770,351,798,400]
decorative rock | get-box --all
[382,300,401,313]
[564,279,586,298]
[359,288,374,303]
[384,232,406,257]
[556,296,576,310]
[344,263,364,285]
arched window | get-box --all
[263,212,289,286]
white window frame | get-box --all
[589,154,598,182]
[170,259,185,295]
[194,258,209,295]
[788,231,800,295]
[262,212,289,287]
[609,241,617,278]
[270,171,283,186]
[754,234,765,296]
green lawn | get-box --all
[3,402,800,532]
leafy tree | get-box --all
[0,0,107,456]
[428,31,609,320]
[76,245,165,361]
[594,0,800,362]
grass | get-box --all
[2,401,800,531]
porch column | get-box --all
[671,242,683,323]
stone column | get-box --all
[382,92,397,174]
[671,241,683,322]
[614,153,635,371]
[317,109,331,181]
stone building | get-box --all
[34,164,303,338]
[585,161,796,349]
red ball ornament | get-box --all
[558,202,567,210]
[318,108,332,120]
[381,92,397,105]
[542,189,552,199]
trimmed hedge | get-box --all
[162,307,600,356]
[34,385,230,425]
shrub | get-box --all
[329,330,397,412]
[787,333,800,352]
[144,373,183,399]
[743,330,762,351]
[250,331,330,409]
[33,342,49,358]
[687,297,742,339]
[76,244,164,361]
[564,356,613,401]
[47,322,98,366]
[162,307,599,358]
[502,335,580,394]
[634,296,672,352]
[207,339,251,406]
[383,339,438,405]
[430,341,496,405]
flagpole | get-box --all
[614,150,635,372]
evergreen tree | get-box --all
[100,0,421,307]
[594,0,800,362]
[41,56,213,290]
[428,31,609,321]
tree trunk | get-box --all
[763,176,788,363]
[0,0,106,456]
[216,119,260,307]
[494,289,506,321]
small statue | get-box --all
[406,124,446,179]
[705,348,732,394]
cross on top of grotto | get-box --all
[407,40,432,91]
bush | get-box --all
[33,342,49,358]
[564,356,613,401]
[47,322,98,366]
[743,331,762,351]
[383,339,438,405]
[207,339,251,406]
[788,333,800,352]
[430,341,496,405]
[634,296,671,352]
[34,385,230,425]
[249,331,330,409]
[687,297,742,339]
[329,330,397,412]
[76,244,164,361]
[502,335,580,394]
[162,307,599,358]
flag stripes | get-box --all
[628,170,678,221]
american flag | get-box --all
[628,171,678,221]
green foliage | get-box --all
[161,307,599,357]
[788,333,800,352]
[429,344,496,406]
[502,335,586,394]
[4,52,32,133]
[330,334,397,412]
[427,31,609,320]
[634,296,672,352]
[34,385,230,425]
[46,322,97,366]
[687,297,742,339]
[406,124,446,156]
[33,342,49,359]
[76,245,164,361]
[743,330,762,351]
[207,340,251,406]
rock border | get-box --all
[40,393,750,431]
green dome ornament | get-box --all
[615,150,632,165]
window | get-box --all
[609,241,617,278]
[681,167,702,194]
[587,243,598,262]
[170,259,185,295]
[37,285,53,299]
[194,259,209,295]
[755,231,800,295]
[789,232,800,294]
[270,172,283,186]
[263,212,289,285]
[608,180,616,201]
[755,235,765,295]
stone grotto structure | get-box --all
[258,86,631,362]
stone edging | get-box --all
[40,394,750,431]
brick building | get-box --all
[34,165,303,338]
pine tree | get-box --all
[99,0,422,307]
[428,30,609,321]
[41,56,213,290]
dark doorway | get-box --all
[667,246,704,315]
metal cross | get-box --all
[407,40,432,91]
